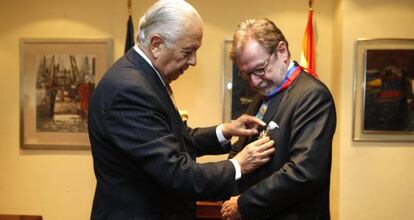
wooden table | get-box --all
[196,201,222,219]
[0,215,42,220]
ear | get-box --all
[276,41,289,62]
[149,34,164,59]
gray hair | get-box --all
[137,0,202,49]
[230,18,290,62]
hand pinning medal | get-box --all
[258,121,279,139]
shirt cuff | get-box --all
[229,159,242,180]
[216,124,231,146]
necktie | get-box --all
[166,84,188,124]
[166,84,178,109]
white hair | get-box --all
[137,0,203,48]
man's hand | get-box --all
[221,196,241,220]
[222,114,266,139]
[233,136,275,175]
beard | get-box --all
[255,67,287,96]
[256,82,278,96]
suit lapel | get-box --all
[125,49,191,152]
[246,94,264,116]
[236,94,262,144]
[125,48,180,117]
[261,90,286,124]
[125,49,169,99]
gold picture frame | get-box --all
[353,38,414,142]
[20,38,113,149]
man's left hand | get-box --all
[222,114,265,139]
[221,196,241,220]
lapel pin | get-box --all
[259,121,279,139]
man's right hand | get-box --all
[233,137,275,175]
[221,114,266,139]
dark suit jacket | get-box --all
[229,68,336,220]
[88,48,236,220]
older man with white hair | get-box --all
[88,1,275,219]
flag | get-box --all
[299,9,318,77]
[124,15,135,54]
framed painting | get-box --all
[222,39,256,122]
[353,38,414,142]
[20,38,113,149]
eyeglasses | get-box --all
[238,54,272,80]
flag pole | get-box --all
[128,0,132,15]
[300,0,317,77]
[124,0,135,53]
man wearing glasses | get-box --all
[221,18,337,220]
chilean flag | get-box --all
[299,9,318,78]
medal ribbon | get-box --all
[265,64,302,100]
[256,64,303,120]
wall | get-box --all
[336,0,414,219]
[0,1,143,219]
[0,1,333,219]
[1,0,413,220]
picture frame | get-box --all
[222,39,256,122]
[353,38,414,142]
[20,38,113,149]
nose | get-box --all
[188,53,197,66]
